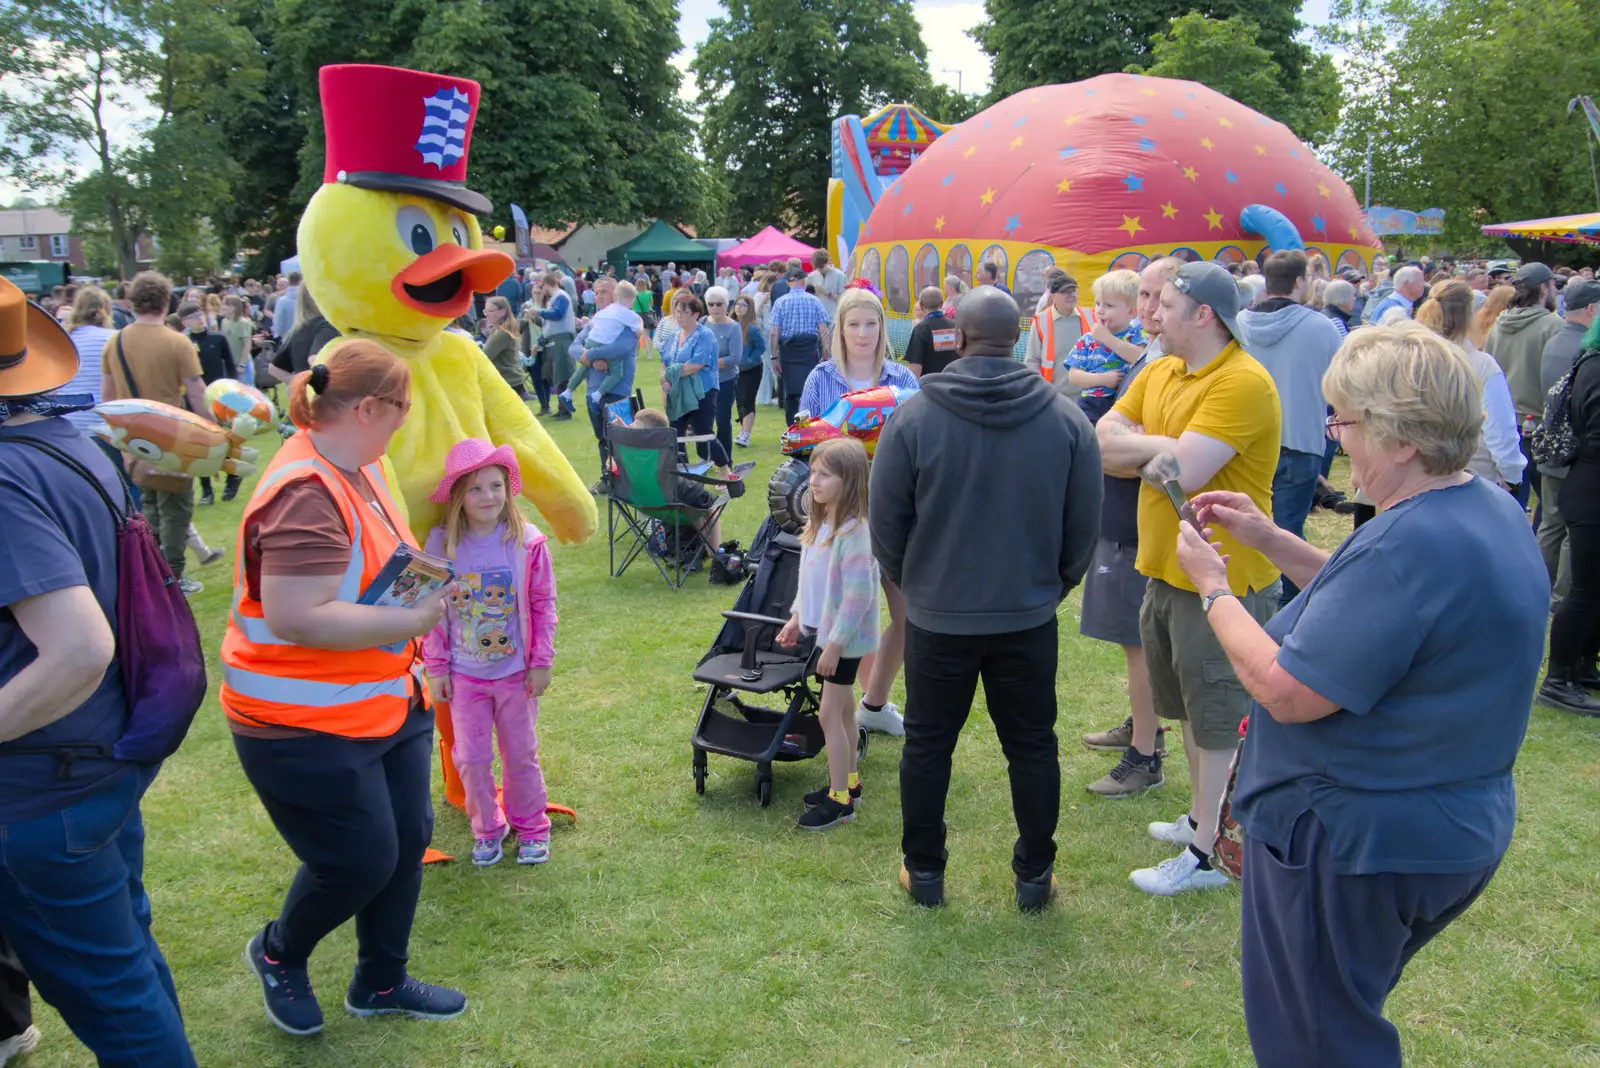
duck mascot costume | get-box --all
[297,63,596,813]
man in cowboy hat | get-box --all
[0,276,198,1064]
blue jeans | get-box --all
[0,767,196,1067]
[1273,448,1322,604]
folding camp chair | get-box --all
[604,422,750,589]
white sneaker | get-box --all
[178,577,204,597]
[1148,813,1196,846]
[856,700,905,736]
[0,1024,41,1064]
[735,431,750,447]
[1130,848,1229,896]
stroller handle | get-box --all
[721,610,790,629]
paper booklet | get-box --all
[359,544,455,607]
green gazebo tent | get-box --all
[606,220,715,271]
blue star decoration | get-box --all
[1004,214,1021,236]
[1123,172,1144,192]
[1058,145,1077,159]
[1130,115,1147,126]
[1013,116,1028,127]
[1288,147,1300,158]
[942,172,955,187]
[903,201,914,216]
[1172,109,1186,119]
[1311,213,1327,233]
[1274,181,1288,197]
[863,223,873,237]
[1224,170,1238,184]
[1136,137,1157,152]
[982,120,992,129]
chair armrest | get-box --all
[722,610,793,676]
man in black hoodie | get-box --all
[870,286,1102,912]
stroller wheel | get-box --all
[755,764,773,808]
[857,727,869,758]
[693,749,707,795]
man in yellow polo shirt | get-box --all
[1097,260,1282,896]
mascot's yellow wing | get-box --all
[379,331,596,542]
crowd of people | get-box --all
[0,228,1594,1066]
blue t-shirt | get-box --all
[1231,476,1548,875]
[0,417,134,823]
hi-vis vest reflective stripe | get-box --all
[1035,306,1096,383]
[220,432,422,739]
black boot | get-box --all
[1537,665,1600,716]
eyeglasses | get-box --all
[1325,414,1360,439]
[707,301,727,307]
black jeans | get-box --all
[588,390,628,476]
[900,618,1060,879]
[530,348,551,410]
[672,389,730,467]
[198,474,241,498]
[232,709,434,989]
[1548,520,1600,670]
[0,932,28,1042]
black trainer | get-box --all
[796,795,855,831]
[345,974,467,1021]
[899,863,944,908]
[1538,670,1600,717]
[1016,866,1059,913]
[803,783,861,809]
[244,927,323,1036]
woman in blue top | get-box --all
[796,286,919,737]
[1173,323,1548,1068]
[732,293,766,446]
[659,293,730,470]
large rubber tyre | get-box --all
[767,458,811,535]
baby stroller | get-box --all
[690,516,866,807]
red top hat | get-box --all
[319,63,493,217]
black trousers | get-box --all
[233,709,434,989]
[587,390,628,476]
[778,336,820,426]
[1548,520,1600,669]
[672,389,730,467]
[1242,811,1497,1068]
[0,932,29,1041]
[900,618,1060,879]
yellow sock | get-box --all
[829,788,851,806]
[847,772,860,791]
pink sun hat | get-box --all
[429,438,522,503]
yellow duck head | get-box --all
[293,63,596,544]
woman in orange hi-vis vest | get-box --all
[224,340,466,1038]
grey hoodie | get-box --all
[1238,299,1344,456]
[1486,306,1563,418]
[869,355,1102,635]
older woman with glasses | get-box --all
[1171,322,1548,1068]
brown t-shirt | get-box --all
[101,323,203,408]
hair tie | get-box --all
[308,364,331,395]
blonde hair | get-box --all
[633,408,669,428]
[484,295,519,340]
[828,286,888,382]
[614,280,637,307]
[801,437,870,547]
[1091,269,1140,306]
[1322,322,1482,476]
[441,459,527,557]
[67,285,113,329]
[1472,284,1514,348]
[1306,277,1329,310]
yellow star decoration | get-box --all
[1119,214,1145,237]
[964,145,977,159]
[1349,225,1362,240]
[1056,178,1073,194]
[1009,135,1025,150]
[1161,201,1179,219]
[1253,144,1267,156]
[934,215,946,233]
[1062,113,1082,126]
[1317,182,1332,198]
[1200,137,1215,150]
[1140,88,1157,97]
[1182,165,1199,181]
[1217,117,1234,128]
[1204,207,1224,231]
[980,186,996,206]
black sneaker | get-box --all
[796,795,855,831]
[244,928,323,1036]
[199,492,215,507]
[221,486,239,502]
[1537,674,1600,717]
[1016,866,1058,913]
[899,863,944,908]
[345,974,467,1021]
[802,783,861,809]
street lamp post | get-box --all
[941,68,962,96]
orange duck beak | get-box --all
[390,244,515,320]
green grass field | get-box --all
[23,402,1600,1067]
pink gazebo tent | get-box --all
[718,226,818,271]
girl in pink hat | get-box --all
[421,439,558,866]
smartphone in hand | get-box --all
[1161,479,1203,532]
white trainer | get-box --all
[1148,812,1196,846]
[855,700,906,737]
[0,1024,41,1065]
[1131,849,1229,896]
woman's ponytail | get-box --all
[287,340,410,430]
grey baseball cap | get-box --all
[1515,262,1554,286]
[1564,278,1600,312]
[1172,261,1241,340]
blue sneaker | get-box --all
[517,837,549,865]
[471,826,508,867]
[244,928,323,1036]
[345,975,467,1021]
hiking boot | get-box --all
[1082,716,1166,754]
[1130,848,1228,896]
[245,928,323,1036]
[517,837,550,865]
[1538,669,1600,717]
[1016,867,1058,913]
[803,782,861,809]
[899,863,943,908]
[344,975,467,1021]
[1085,748,1164,798]
[1148,812,1196,847]
[796,795,855,831]
[856,700,905,737]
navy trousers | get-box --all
[1241,811,1498,1068]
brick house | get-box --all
[0,207,82,267]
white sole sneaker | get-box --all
[856,701,906,737]
[0,1025,41,1064]
[1148,814,1196,846]
[1130,853,1229,896]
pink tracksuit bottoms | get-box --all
[449,672,549,841]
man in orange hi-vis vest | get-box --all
[1024,273,1096,392]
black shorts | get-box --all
[736,366,762,419]
[817,656,861,686]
